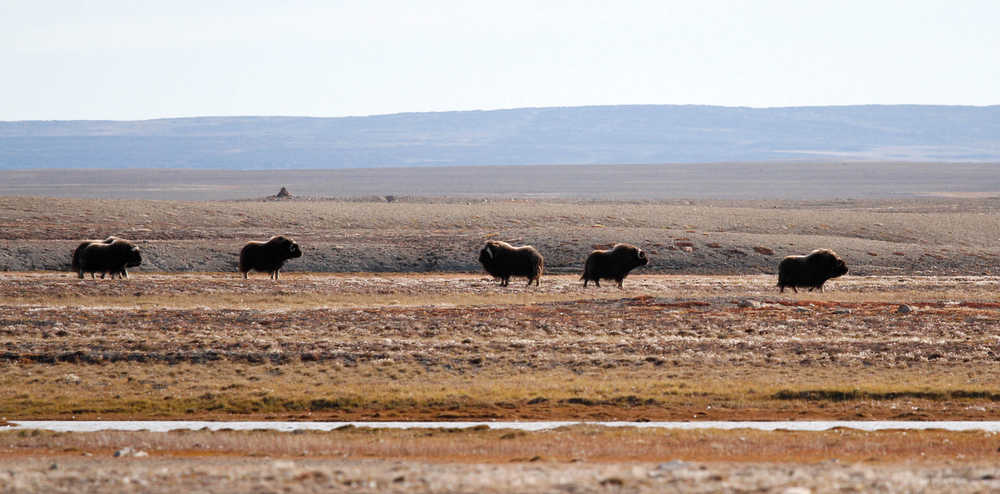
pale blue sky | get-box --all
[3,0,998,120]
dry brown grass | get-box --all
[2,272,1000,421]
[3,427,1000,464]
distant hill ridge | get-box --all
[2,104,999,169]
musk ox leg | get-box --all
[616,278,624,289]
[241,271,248,279]
[77,270,84,279]
[583,278,589,287]
[500,277,509,287]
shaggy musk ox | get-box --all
[581,243,648,288]
[72,237,142,279]
[478,240,544,287]
[777,248,848,293]
[239,235,302,280]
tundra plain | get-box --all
[2,192,1000,492]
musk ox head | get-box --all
[478,240,502,266]
[271,235,302,259]
[808,249,847,278]
[633,246,649,267]
[105,236,141,267]
[123,243,142,267]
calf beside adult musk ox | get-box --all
[72,237,142,279]
[581,243,649,288]
[238,235,302,280]
[777,248,848,293]
[478,240,544,287]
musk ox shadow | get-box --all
[581,243,648,288]
[239,235,302,280]
[478,240,544,287]
[777,248,848,293]
[72,237,142,280]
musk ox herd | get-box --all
[69,234,848,292]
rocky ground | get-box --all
[3,456,1000,493]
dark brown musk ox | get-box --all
[83,236,137,279]
[777,248,848,293]
[238,235,303,280]
[478,240,544,287]
[581,243,649,288]
[71,237,142,279]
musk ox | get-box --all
[239,235,302,280]
[478,240,544,287]
[81,236,136,279]
[72,237,142,279]
[777,248,848,293]
[581,243,648,288]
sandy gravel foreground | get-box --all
[2,457,1000,494]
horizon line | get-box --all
[3,102,1000,124]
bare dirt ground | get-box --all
[3,195,1000,492]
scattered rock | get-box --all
[897,304,913,314]
[656,460,691,472]
[113,447,148,458]
[62,374,81,385]
[783,488,812,494]
[832,309,852,314]
[737,299,762,309]
[793,307,811,313]
[753,246,775,255]
[274,187,292,198]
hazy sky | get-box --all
[3,0,998,120]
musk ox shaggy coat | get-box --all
[239,235,302,280]
[74,236,134,279]
[478,240,544,287]
[777,248,848,293]
[581,243,648,288]
[72,238,142,279]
